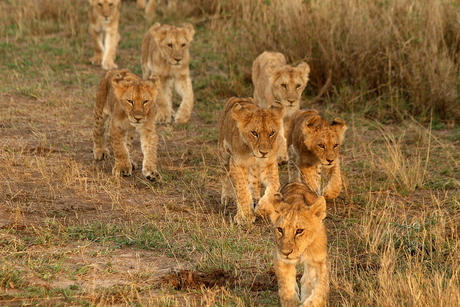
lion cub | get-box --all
[256,182,329,307]
[288,109,347,200]
[141,23,195,125]
[218,97,285,225]
[92,69,161,181]
[88,0,121,70]
[252,51,311,162]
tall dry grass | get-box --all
[194,0,460,123]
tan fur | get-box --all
[288,109,347,200]
[252,51,311,163]
[88,0,121,70]
[137,0,177,17]
[92,69,161,181]
[141,23,195,125]
[256,182,329,307]
[218,97,285,225]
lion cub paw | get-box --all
[142,168,162,182]
[90,55,102,66]
[93,148,110,160]
[102,61,118,71]
[234,212,256,225]
[112,163,133,177]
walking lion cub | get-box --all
[288,109,347,200]
[252,51,311,162]
[256,182,329,307]
[218,97,285,225]
[92,69,161,181]
[141,22,195,124]
[88,0,121,70]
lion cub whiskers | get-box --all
[256,182,329,307]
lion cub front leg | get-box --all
[230,163,255,225]
[322,163,342,200]
[174,75,194,125]
[89,27,104,66]
[110,124,133,177]
[101,30,120,70]
[154,79,174,124]
[300,260,329,307]
[299,164,321,195]
[275,259,300,307]
[139,124,161,181]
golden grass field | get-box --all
[1,0,459,306]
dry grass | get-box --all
[0,0,459,306]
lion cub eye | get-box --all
[276,227,283,234]
[269,131,275,137]
[296,229,304,235]
[333,144,339,149]
[126,99,134,105]
[181,43,186,48]
[251,131,259,138]
[296,84,301,90]
[280,84,287,89]
[318,144,325,149]
[143,100,149,105]
[167,43,173,49]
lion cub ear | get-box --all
[309,196,326,220]
[331,118,347,138]
[144,74,159,88]
[231,98,256,122]
[150,23,166,42]
[296,62,311,82]
[256,193,284,224]
[182,23,195,41]
[303,114,322,135]
[269,101,286,120]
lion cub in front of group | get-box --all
[92,69,161,182]
[256,182,329,307]
[88,0,121,70]
[218,97,285,225]
[288,109,347,200]
[141,22,195,125]
[252,51,311,163]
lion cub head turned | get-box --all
[229,97,285,159]
[89,0,121,22]
[149,22,195,67]
[270,62,310,109]
[300,110,347,168]
[112,70,159,125]
[258,182,327,262]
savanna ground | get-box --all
[1,0,460,306]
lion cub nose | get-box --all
[282,249,293,257]
[259,150,268,157]
[326,158,334,164]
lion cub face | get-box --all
[232,100,285,159]
[257,182,327,261]
[112,73,159,125]
[89,0,120,23]
[149,23,195,67]
[303,113,347,168]
[270,63,310,110]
